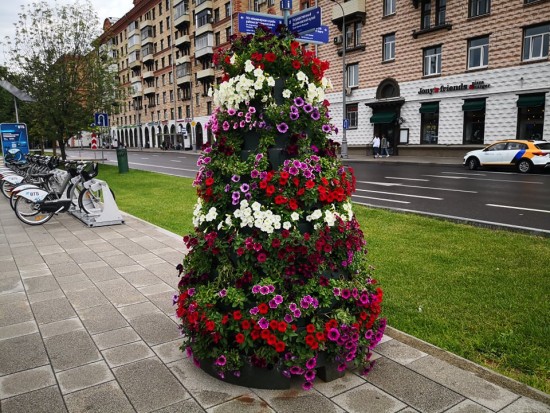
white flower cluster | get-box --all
[294,71,332,105]
[211,61,275,109]
[192,199,218,227]
[305,202,354,228]
[233,200,284,234]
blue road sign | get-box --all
[343,119,350,130]
[238,13,284,34]
[94,113,109,127]
[1,123,29,159]
[288,7,321,34]
[297,25,329,44]
[280,0,292,9]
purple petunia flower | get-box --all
[240,120,246,128]
[304,369,316,381]
[228,108,236,116]
[341,289,351,299]
[289,112,299,121]
[215,355,226,366]
[248,106,256,114]
[322,124,331,133]
[305,357,317,370]
[172,294,178,305]
[218,289,227,297]
[222,121,230,131]
[258,317,269,329]
[302,381,313,390]
[337,363,347,372]
[333,288,341,296]
[252,285,260,294]
[293,309,301,318]
[288,166,299,175]
[269,299,277,309]
[232,192,240,203]
[268,285,275,293]
[299,298,309,309]
[303,104,313,113]
[293,97,304,107]
[289,303,297,312]
[250,169,260,179]
[290,366,304,375]
[224,184,230,192]
[237,111,244,117]
[310,110,320,121]
[274,295,283,304]
[281,370,291,378]
[233,371,241,377]
[284,313,293,323]
[260,286,269,295]
[240,183,250,193]
[276,122,289,133]
[364,329,374,340]
[250,307,259,315]
[327,328,340,342]
[187,288,195,296]
[231,174,240,182]
[255,153,264,162]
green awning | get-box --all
[419,102,439,113]
[517,95,545,107]
[462,100,486,111]
[370,111,396,124]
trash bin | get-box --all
[116,147,129,173]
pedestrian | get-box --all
[380,135,390,157]
[372,135,381,158]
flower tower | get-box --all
[176,25,386,390]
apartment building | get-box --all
[101,0,549,155]
[319,0,550,155]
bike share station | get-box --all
[69,112,125,227]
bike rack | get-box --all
[69,179,124,227]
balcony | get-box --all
[131,86,142,98]
[130,74,141,83]
[197,68,215,80]
[331,0,366,24]
[196,23,213,37]
[129,57,141,69]
[142,70,154,79]
[195,45,213,58]
[174,12,190,28]
[412,21,453,39]
[195,0,213,14]
[177,74,191,86]
[175,34,191,49]
[176,55,191,65]
[144,86,156,95]
[142,50,154,62]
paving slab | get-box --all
[0,333,49,376]
[77,303,129,334]
[312,371,366,398]
[374,338,428,365]
[22,275,60,294]
[91,326,141,350]
[499,396,550,413]
[0,277,24,295]
[113,357,188,412]
[118,301,161,320]
[0,320,38,341]
[126,311,180,346]
[253,384,345,413]
[56,360,115,395]
[64,286,110,310]
[27,289,66,304]
[0,365,56,399]
[151,339,186,364]
[39,317,85,339]
[31,297,77,325]
[0,385,67,413]
[95,278,148,307]
[330,382,406,413]
[444,400,492,412]
[63,381,135,413]
[206,394,276,413]
[43,330,102,372]
[0,300,34,328]
[102,341,155,368]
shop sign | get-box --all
[418,80,490,95]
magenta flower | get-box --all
[293,97,304,107]
[276,122,289,133]
[284,314,293,323]
[215,355,226,366]
[337,363,347,372]
[310,110,320,120]
[222,121,230,131]
[228,108,236,115]
[258,317,269,329]
[290,366,304,375]
[302,381,313,390]
[260,286,269,295]
[290,112,299,121]
[218,289,227,297]
[252,285,260,293]
[250,307,259,315]
[364,329,374,340]
[274,294,283,304]
[305,357,317,370]
[327,328,340,341]
[341,289,351,299]
[304,369,316,381]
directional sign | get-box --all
[94,112,109,127]
[238,13,284,34]
[288,7,321,34]
[343,119,350,130]
[280,0,292,10]
[297,25,329,44]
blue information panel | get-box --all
[1,123,29,159]
[238,13,284,34]
[288,7,321,34]
[298,25,329,44]
[280,0,292,10]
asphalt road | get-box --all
[68,149,550,235]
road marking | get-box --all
[441,171,487,176]
[170,160,182,162]
[423,174,543,184]
[487,204,550,214]
[355,188,442,200]
[352,195,410,204]
[385,177,429,182]
[140,157,149,160]
[178,157,187,159]
[358,180,477,193]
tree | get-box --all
[2,0,120,158]
[0,66,17,124]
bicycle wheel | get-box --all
[66,183,83,209]
[1,180,16,198]
[14,196,54,225]
[78,187,115,215]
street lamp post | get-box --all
[330,0,347,158]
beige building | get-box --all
[101,0,549,155]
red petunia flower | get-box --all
[241,320,251,330]
[292,60,301,69]
[236,333,245,344]
[264,52,276,62]
[258,303,269,314]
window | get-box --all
[469,0,490,18]
[383,34,395,61]
[170,90,174,102]
[213,9,220,23]
[435,0,446,26]
[523,23,550,61]
[346,63,359,88]
[159,22,164,34]
[423,46,441,76]
[207,101,212,115]
[344,21,362,49]
[468,36,489,69]
[215,32,221,46]
[383,0,395,16]
[226,27,231,42]
[346,103,358,129]
[421,0,431,30]
[462,99,486,144]
[163,92,167,103]
[419,102,439,144]
[225,2,231,18]
[197,10,210,27]
[517,94,545,139]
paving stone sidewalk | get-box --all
[0,202,548,413]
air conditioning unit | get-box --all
[334,35,343,45]
[345,87,352,96]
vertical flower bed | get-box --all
[175,25,386,390]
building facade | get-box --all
[101,0,550,155]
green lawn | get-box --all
[98,164,550,393]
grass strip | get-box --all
[99,164,549,393]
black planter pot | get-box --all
[242,131,261,151]
[296,221,313,234]
[267,148,288,170]
[316,352,345,382]
[199,359,290,389]
[273,133,290,149]
[240,149,254,162]
[273,77,287,106]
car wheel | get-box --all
[517,159,532,174]
[467,157,479,170]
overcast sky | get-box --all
[0,0,134,66]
